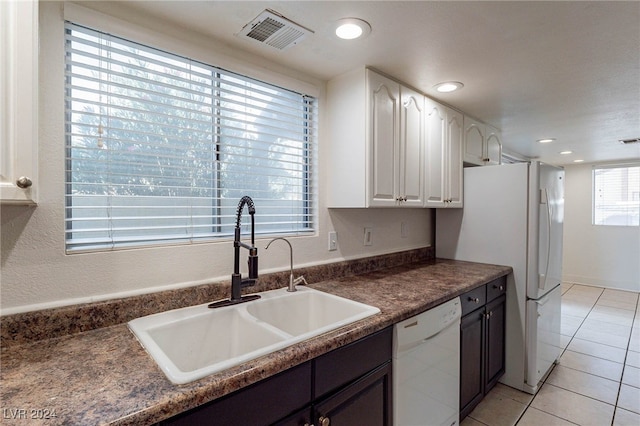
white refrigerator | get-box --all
[436,161,564,394]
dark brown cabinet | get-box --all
[160,327,392,426]
[459,276,507,421]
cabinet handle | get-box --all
[319,416,331,426]
[493,284,504,291]
[469,297,480,303]
[16,176,33,189]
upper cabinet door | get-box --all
[424,99,463,208]
[446,108,464,207]
[485,125,503,166]
[368,71,400,206]
[463,116,485,166]
[0,0,39,205]
[464,117,502,166]
[424,99,446,206]
[399,87,424,206]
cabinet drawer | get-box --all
[314,327,392,399]
[486,276,507,303]
[461,286,486,316]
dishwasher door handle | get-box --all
[422,319,459,342]
[396,319,460,353]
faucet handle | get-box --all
[248,253,258,280]
[240,278,257,288]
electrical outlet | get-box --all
[328,231,337,251]
[401,222,408,238]
[364,227,373,246]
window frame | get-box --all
[64,22,318,253]
[592,163,640,227]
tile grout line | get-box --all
[611,291,640,424]
[567,286,623,426]
[469,284,640,426]
[560,286,640,426]
[516,285,605,426]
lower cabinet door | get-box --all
[460,308,485,420]
[485,295,506,392]
[313,362,392,426]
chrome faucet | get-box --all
[209,196,261,308]
[265,237,308,292]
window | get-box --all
[65,23,317,252]
[593,164,640,226]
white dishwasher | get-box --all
[393,297,461,426]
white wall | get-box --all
[0,2,433,315]
[563,163,640,292]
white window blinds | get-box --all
[65,23,317,252]
[593,164,640,226]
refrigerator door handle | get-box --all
[539,188,552,290]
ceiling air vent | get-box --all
[238,9,313,50]
[619,138,640,144]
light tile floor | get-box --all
[461,283,640,426]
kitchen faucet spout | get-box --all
[265,237,307,292]
[208,196,261,309]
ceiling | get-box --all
[83,1,640,166]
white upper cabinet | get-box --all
[0,0,38,205]
[327,68,423,208]
[327,67,501,208]
[463,116,502,166]
[424,98,463,208]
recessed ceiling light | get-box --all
[434,81,464,93]
[537,138,556,144]
[573,159,584,163]
[335,18,371,40]
[560,150,573,155]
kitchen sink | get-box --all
[128,286,380,384]
[246,289,379,337]
[144,308,288,375]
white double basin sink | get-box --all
[128,286,380,384]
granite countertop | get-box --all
[0,258,511,425]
